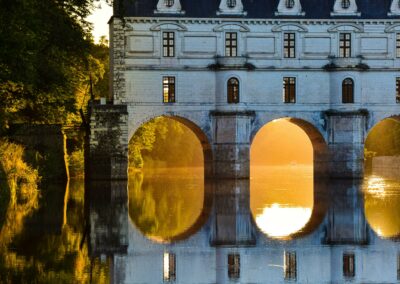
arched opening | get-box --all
[128,116,212,242]
[250,118,328,239]
[364,116,400,238]
[342,78,354,103]
[227,77,239,103]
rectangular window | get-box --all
[284,33,296,58]
[339,33,351,58]
[397,34,400,58]
[283,77,296,103]
[343,253,355,278]
[163,76,175,103]
[163,32,175,57]
[397,78,400,104]
[225,32,238,57]
[284,251,297,281]
[163,252,176,282]
[228,254,240,280]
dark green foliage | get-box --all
[0,0,110,133]
[365,119,400,156]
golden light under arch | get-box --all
[364,116,400,239]
[127,116,211,242]
[250,118,315,239]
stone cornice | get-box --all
[124,16,400,26]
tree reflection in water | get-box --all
[128,168,204,242]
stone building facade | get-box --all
[88,0,400,180]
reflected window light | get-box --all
[398,253,400,280]
[228,254,240,280]
[284,251,297,280]
[163,252,176,282]
[343,253,355,278]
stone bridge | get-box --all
[86,101,399,180]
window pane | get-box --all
[228,254,240,279]
[283,77,296,103]
[343,253,355,278]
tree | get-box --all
[0,0,106,133]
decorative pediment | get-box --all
[331,0,360,16]
[217,0,247,16]
[272,23,308,32]
[328,23,364,33]
[155,0,185,14]
[150,22,188,31]
[275,0,305,16]
[388,0,400,16]
[213,23,250,32]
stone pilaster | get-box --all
[109,17,126,103]
[325,110,368,179]
[211,111,254,179]
[86,103,128,180]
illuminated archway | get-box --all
[364,116,400,238]
[250,118,328,239]
[128,116,212,242]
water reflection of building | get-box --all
[87,178,400,284]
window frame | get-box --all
[284,251,297,281]
[342,78,354,104]
[227,77,240,104]
[339,33,352,58]
[227,0,236,8]
[285,0,295,9]
[397,33,400,58]
[341,0,351,9]
[228,254,240,280]
[343,253,355,279]
[225,32,238,57]
[283,32,296,58]
[283,77,296,104]
[164,0,174,7]
[396,77,400,104]
[163,31,175,58]
[163,76,176,103]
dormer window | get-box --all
[285,0,295,9]
[155,0,184,14]
[227,0,236,8]
[341,0,350,9]
[164,0,174,8]
[331,0,360,16]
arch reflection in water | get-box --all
[250,119,321,238]
[364,175,400,238]
[128,116,211,242]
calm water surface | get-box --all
[1,166,400,283]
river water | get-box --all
[1,166,400,283]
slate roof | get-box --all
[116,0,398,19]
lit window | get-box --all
[228,254,240,280]
[225,32,238,57]
[285,0,295,9]
[163,32,175,57]
[227,0,236,8]
[164,0,174,7]
[284,251,297,281]
[396,34,400,58]
[343,253,355,278]
[163,252,176,282]
[397,78,400,104]
[284,33,296,58]
[342,78,354,103]
[339,33,351,58]
[227,77,240,103]
[163,76,175,103]
[283,77,296,103]
[341,0,350,9]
